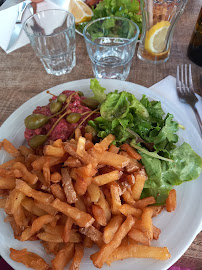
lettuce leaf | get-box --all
[140,143,202,203]
[90,78,106,103]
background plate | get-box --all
[0,79,202,270]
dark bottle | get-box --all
[187,7,202,67]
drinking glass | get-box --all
[23,9,76,76]
[83,17,139,80]
[137,0,188,64]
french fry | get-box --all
[13,205,28,228]
[51,198,94,228]
[122,190,136,206]
[62,217,74,243]
[50,172,62,183]
[93,134,115,153]
[141,207,153,241]
[43,160,50,186]
[110,183,122,215]
[13,162,38,185]
[93,170,122,186]
[103,215,123,244]
[21,197,47,216]
[5,189,26,215]
[131,168,148,200]
[85,133,93,142]
[108,144,120,154]
[51,184,66,202]
[95,190,111,223]
[128,228,150,246]
[0,198,7,208]
[87,183,101,203]
[41,241,64,255]
[79,225,103,247]
[3,139,21,157]
[75,128,81,141]
[85,140,94,151]
[10,248,50,270]
[166,189,176,212]
[75,195,86,212]
[34,200,58,216]
[105,244,171,265]
[90,215,135,268]
[16,179,54,205]
[19,145,34,158]
[150,205,164,217]
[153,225,161,240]
[120,204,142,219]
[51,243,74,270]
[61,168,77,204]
[69,243,84,270]
[37,232,63,243]
[121,144,142,160]
[31,215,56,235]
[0,177,16,189]
[84,236,93,248]
[91,150,130,169]
[63,156,82,168]
[134,196,156,209]
[0,156,25,168]
[32,155,62,171]
[92,204,107,226]
[52,139,63,148]
[44,145,65,157]
[70,168,88,196]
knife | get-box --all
[6,1,28,51]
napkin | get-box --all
[149,75,202,233]
[0,0,70,54]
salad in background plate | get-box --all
[70,0,142,36]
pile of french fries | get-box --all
[0,131,176,270]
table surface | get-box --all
[0,0,202,269]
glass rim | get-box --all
[23,9,75,37]
[83,16,140,47]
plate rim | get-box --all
[0,78,201,270]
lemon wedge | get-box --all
[68,0,93,24]
[145,21,170,55]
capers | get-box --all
[82,98,99,110]
[78,91,84,97]
[85,125,97,137]
[57,94,67,103]
[66,113,81,123]
[50,101,62,114]
[29,135,47,149]
[24,114,49,129]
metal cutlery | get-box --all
[176,64,202,136]
[6,1,29,51]
[27,2,45,34]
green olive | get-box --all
[57,94,67,103]
[24,114,49,129]
[85,125,97,137]
[50,101,62,114]
[66,113,81,123]
[78,91,84,97]
[29,135,47,149]
[82,98,99,110]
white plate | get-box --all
[0,79,202,270]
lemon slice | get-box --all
[145,21,170,55]
[68,0,93,24]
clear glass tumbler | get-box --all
[137,0,188,64]
[23,9,76,76]
[83,17,139,80]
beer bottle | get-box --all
[187,7,202,67]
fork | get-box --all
[176,64,202,136]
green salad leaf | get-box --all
[77,0,142,34]
[90,78,106,103]
[88,79,202,204]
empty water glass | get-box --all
[83,17,139,80]
[23,9,76,76]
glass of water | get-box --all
[23,9,76,76]
[83,17,139,80]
